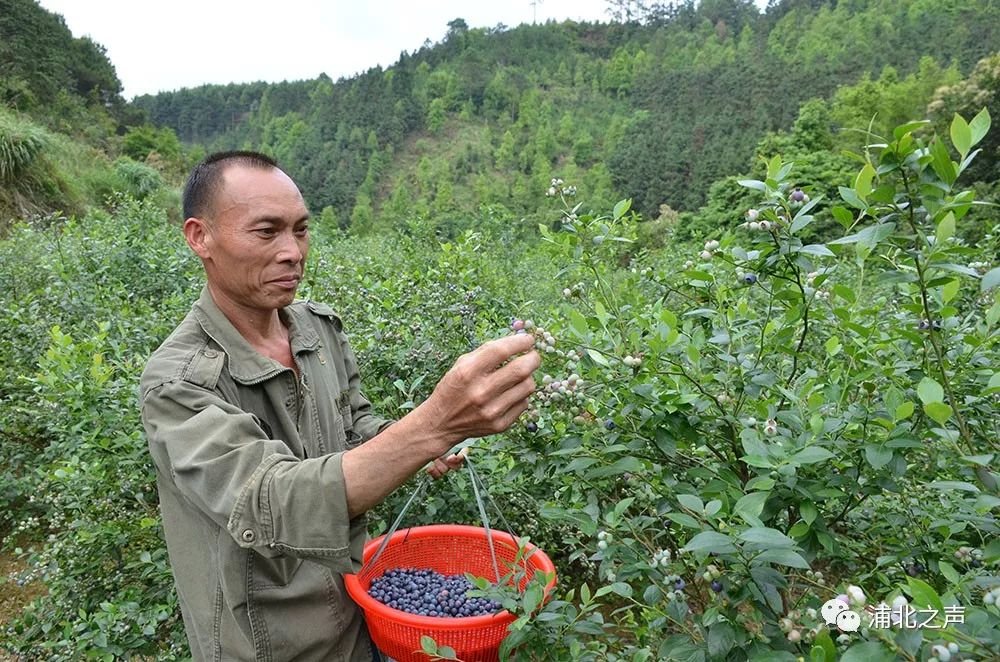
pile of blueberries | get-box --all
[366,568,502,618]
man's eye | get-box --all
[295,225,309,235]
[255,228,276,238]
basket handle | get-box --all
[361,442,525,586]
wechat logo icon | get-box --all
[821,598,861,633]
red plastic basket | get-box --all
[345,524,557,662]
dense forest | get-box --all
[133,0,1000,236]
[2,0,999,660]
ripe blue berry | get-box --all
[790,188,805,202]
[743,273,757,285]
[674,578,686,591]
[366,568,500,618]
[604,419,615,430]
[525,422,538,433]
[711,580,723,593]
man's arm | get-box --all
[341,333,539,518]
[142,379,364,572]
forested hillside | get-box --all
[0,0,192,223]
[3,1,1000,660]
[135,0,1000,234]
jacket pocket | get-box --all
[337,390,361,448]
[249,560,346,661]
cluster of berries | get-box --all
[662,573,686,601]
[511,318,603,432]
[735,269,758,286]
[969,260,992,274]
[540,373,586,405]
[743,209,774,232]
[917,319,943,331]
[788,188,810,207]
[622,354,642,368]
[651,548,671,568]
[954,546,984,568]
[366,568,501,618]
[763,418,779,436]
[701,564,724,593]
[546,178,577,198]
[803,569,826,585]
[699,239,720,261]
[562,282,585,298]
[803,271,831,300]
[929,642,963,662]
[983,585,1000,606]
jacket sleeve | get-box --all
[141,379,365,573]
[335,325,397,443]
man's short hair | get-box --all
[182,150,279,221]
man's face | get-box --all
[197,165,310,312]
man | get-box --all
[139,151,540,661]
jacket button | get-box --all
[204,348,219,359]
[241,529,256,543]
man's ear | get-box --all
[183,217,212,259]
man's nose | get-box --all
[276,230,306,263]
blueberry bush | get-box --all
[1,115,998,662]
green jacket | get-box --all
[140,285,394,661]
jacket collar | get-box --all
[192,285,320,384]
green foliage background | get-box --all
[1,0,1000,660]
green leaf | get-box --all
[893,120,931,140]
[841,641,896,662]
[588,456,643,478]
[917,377,944,404]
[865,444,893,469]
[682,531,737,554]
[568,309,589,337]
[981,266,1000,293]
[894,401,915,421]
[735,492,769,520]
[788,521,810,538]
[969,107,991,147]
[707,623,736,658]
[420,635,437,654]
[906,577,944,613]
[739,527,796,548]
[831,205,854,228]
[854,163,876,200]
[928,480,979,492]
[941,278,960,304]
[521,581,544,613]
[677,493,704,512]
[939,560,961,584]
[838,186,867,210]
[666,512,703,529]
[930,138,957,185]
[798,244,835,258]
[799,501,818,525]
[951,114,972,156]
[738,179,767,192]
[438,645,457,659]
[596,582,632,598]
[935,212,955,244]
[812,629,837,662]
[613,198,632,220]
[792,446,834,465]
[585,348,609,367]
[753,548,810,569]
[923,401,952,425]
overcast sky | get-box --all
[37,0,622,98]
